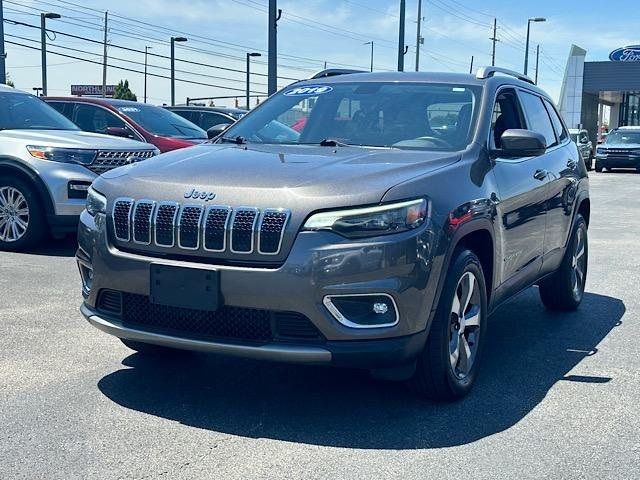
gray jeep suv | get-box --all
[0,85,158,250]
[78,68,590,400]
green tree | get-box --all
[114,79,137,101]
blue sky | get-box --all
[3,0,639,106]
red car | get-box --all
[44,97,207,152]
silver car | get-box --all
[569,128,593,170]
[0,84,159,250]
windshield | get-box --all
[0,91,79,131]
[221,82,481,151]
[117,103,207,139]
[605,130,640,145]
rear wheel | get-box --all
[0,177,46,251]
[539,214,588,311]
[409,249,487,401]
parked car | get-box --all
[78,67,589,401]
[0,84,158,251]
[595,126,640,172]
[166,106,247,139]
[569,128,593,170]
[45,97,207,152]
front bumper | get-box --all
[77,209,442,367]
[595,154,640,169]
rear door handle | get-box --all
[533,169,548,181]
[566,159,577,169]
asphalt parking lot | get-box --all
[1,172,639,480]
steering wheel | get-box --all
[413,136,451,148]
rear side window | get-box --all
[543,99,568,142]
[519,91,557,148]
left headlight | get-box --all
[27,146,97,165]
[303,198,428,239]
[86,187,107,216]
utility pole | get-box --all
[267,0,279,96]
[40,12,60,96]
[415,0,422,71]
[364,41,374,72]
[535,44,540,84]
[490,18,498,67]
[102,11,108,97]
[469,56,474,74]
[0,0,7,85]
[397,0,406,71]
[143,46,151,103]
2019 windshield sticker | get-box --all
[284,85,333,96]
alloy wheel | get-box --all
[0,186,30,243]
[449,271,482,379]
[571,228,586,298]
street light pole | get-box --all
[415,0,422,71]
[524,17,545,75]
[397,0,406,71]
[144,46,151,103]
[246,52,261,110]
[170,36,187,106]
[0,0,7,85]
[40,12,61,97]
[364,41,374,72]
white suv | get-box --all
[0,84,159,251]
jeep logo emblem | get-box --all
[184,188,216,201]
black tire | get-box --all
[409,249,488,401]
[539,214,588,311]
[595,163,603,173]
[0,176,47,252]
[120,338,187,356]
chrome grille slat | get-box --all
[114,199,289,257]
[132,200,155,245]
[203,206,232,252]
[258,209,290,255]
[112,198,134,241]
[153,202,179,247]
[178,205,204,250]
[88,150,156,175]
[230,208,259,254]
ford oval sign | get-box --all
[609,45,640,62]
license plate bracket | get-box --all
[150,264,220,311]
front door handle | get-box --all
[533,169,548,181]
[567,159,578,169]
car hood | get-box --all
[95,143,459,209]
[601,143,640,150]
[0,129,152,150]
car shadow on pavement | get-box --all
[97,288,624,449]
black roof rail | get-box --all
[475,66,535,85]
[310,68,366,79]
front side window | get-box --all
[74,104,126,134]
[519,91,557,148]
[491,89,525,149]
[0,92,79,131]
[222,82,481,151]
[116,104,207,140]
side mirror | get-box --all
[106,126,133,139]
[207,123,231,139]
[500,129,547,157]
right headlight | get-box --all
[303,198,428,239]
[86,186,107,217]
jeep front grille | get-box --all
[88,149,156,175]
[111,199,290,256]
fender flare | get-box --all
[0,156,56,216]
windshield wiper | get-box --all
[319,138,350,147]
[219,135,247,145]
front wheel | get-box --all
[0,177,46,251]
[539,214,588,311]
[409,249,487,401]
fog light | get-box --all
[323,294,398,329]
[78,262,94,294]
[373,302,389,314]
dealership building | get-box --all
[559,44,640,143]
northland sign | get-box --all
[71,84,116,96]
[609,45,640,62]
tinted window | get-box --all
[201,112,233,129]
[519,91,556,148]
[0,92,79,131]
[116,104,206,139]
[73,104,126,134]
[48,101,73,117]
[491,89,525,149]
[171,109,197,123]
[543,99,567,142]
[223,82,482,151]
